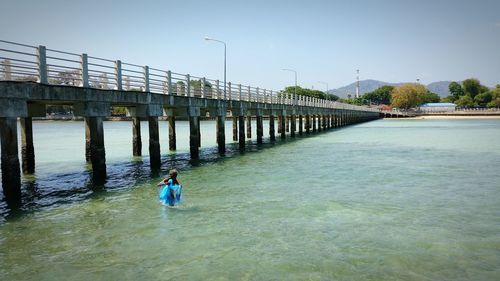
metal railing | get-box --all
[0,40,379,113]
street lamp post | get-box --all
[281,68,297,105]
[204,37,226,100]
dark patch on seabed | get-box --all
[0,134,317,222]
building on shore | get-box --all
[418,103,456,112]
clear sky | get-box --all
[1,0,499,90]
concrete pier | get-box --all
[0,42,383,204]
[198,118,201,148]
[305,114,311,134]
[189,115,200,159]
[280,112,286,139]
[298,115,303,135]
[85,126,91,162]
[238,114,245,149]
[256,114,263,144]
[148,117,161,169]
[216,113,226,154]
[20,117,35,174]
[246,115,252,139]
[232,116,238,141]
[85,117,106,184]
[290,114,296,137]
[132,117,142,156]
[168,114,176,151]
[269,114,275,141]
[277,115,282,134]
[0,117,21,202]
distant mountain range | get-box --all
[329,79,452,98]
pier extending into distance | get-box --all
[0,40,403,203]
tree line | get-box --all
[340,78,499,110]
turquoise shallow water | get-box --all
[1,118,500,280]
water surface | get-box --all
[1,119,499,280]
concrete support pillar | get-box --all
[85,125,91,162]
[305,114,311,134]
[216,114,225,154]
[232,116,238,141]
[189,115,200,159]
[0,118,21,202]
[148,117,161,169]
[290,114,296,137]
[298,115,303,135]
[277,115,282,133]
[20,117,35,174]
[85,117,106,184]
[318,115,322,131]
[269,114,275,141]
[280,113,286,139]
[168,114,176,151]
[198,117,201,148]
[238,115,245,149]
[256,115,263,144]
[132,117,142,156]
[246,115,252,139]
[285,116,290,132]
[312,115,317,132]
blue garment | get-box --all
[159,179,182,206]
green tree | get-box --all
[474,92,492,107]
[486,85,500,108]
[362,85,393,105]
[455,95,475,108]
[283,86,339,101]
[441,96,455,103]
[391,83,427,109]
[462,78,486,99]
[420,91,441,103]
[448,81,464,101]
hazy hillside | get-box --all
[330,80,452,98]
[426,81,451,97]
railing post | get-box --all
[167,71,172,95]
[247,86,251,102]
[81,53,89,87]
[37,45,48,84]
[115,60,122,90]
[228,82,232,100]
[256,87,260,103]
[143,65,150,92]
[201,77,206,98]
[2,59,11,80]
[186,74,191,97]
[239,84,242,101]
